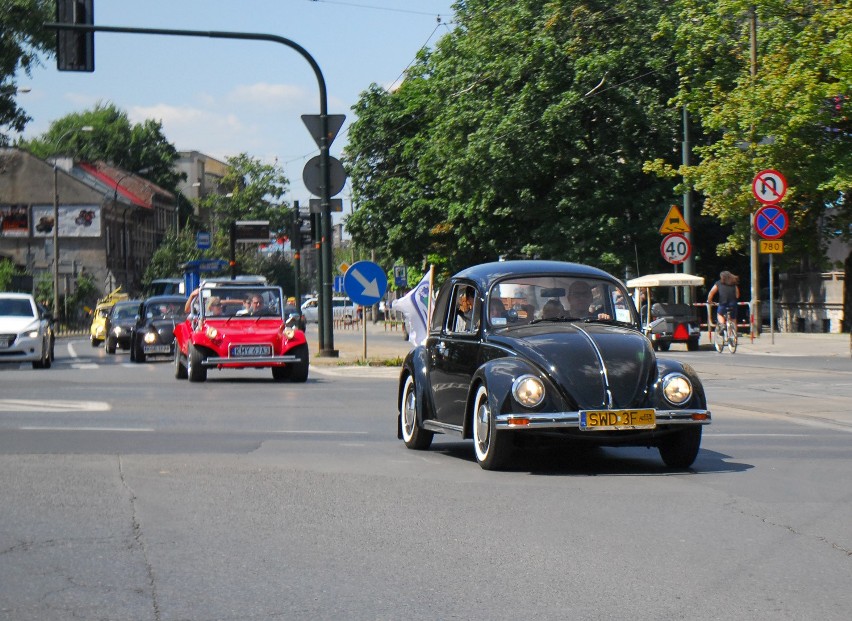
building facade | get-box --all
[0,148,175,301]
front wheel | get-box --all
[187,344,207,382]
[713,324,725,353]
[400,374,433,450]
[472,384,511,470]
[174,348,187,379]
[105,336,116,355]
[287,344,309,383]
[658,426,702,468]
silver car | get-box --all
[0,293,55,369]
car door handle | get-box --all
[435,341,448,356]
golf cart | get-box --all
[626,273,705,352]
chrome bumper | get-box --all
[494,409,711,430]
[202,354,302,366]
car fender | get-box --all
[654,359,707,409]
[397,347,435,438]
[465,356,558,439]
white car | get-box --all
[0,293,55,368]
[301,296,357,323]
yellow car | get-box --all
[90,287,129,346]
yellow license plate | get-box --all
[580,409,656,431]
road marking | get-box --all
[266,430,369,435]
[18,426,154,432]
[0,400,111,412]
[71,363,99,369]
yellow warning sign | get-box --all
[659,205,691,234]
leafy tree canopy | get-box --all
[0,0,54,142]
[20,102,184,194]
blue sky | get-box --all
[15,0,456,205]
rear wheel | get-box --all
[658,426,702,468]
[472,384,511,470]
[657,341,670,352]
[400,374,433,450]
[726,325,738,354]
[187,344,207,382]
[686,338,699,351]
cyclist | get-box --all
[707,270,740,328]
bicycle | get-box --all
[713,309,738,354]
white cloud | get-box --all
[226,82,310,109]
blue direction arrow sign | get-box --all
[755,205,789,240]
[343,261,388,306]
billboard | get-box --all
[0,205,29,237]
[32,205,101,237]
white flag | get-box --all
[394,271,431,346]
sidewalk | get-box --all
[307,321,850,366]
[306,320,414,367]
[706,330,850,358]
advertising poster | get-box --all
[0,205,29,237]
[32,205,101,237]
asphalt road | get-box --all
[0,338,850,620]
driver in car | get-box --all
[566,281,611,320]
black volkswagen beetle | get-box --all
[397,261,711,470]
[129,295,187,363]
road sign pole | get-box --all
[318,114,337,357]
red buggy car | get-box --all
[173,283,309,382]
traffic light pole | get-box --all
[46,21,338,354]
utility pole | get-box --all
[749,6,761,338]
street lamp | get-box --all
[52,125,94,320]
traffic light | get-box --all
[290,219,302,251]
[57,0,95,72]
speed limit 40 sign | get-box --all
[661,233,691,265]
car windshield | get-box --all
[146,302,186,320]
[488,276,635,327]
[201,288,282,319]
[112,304,137,320]
[0,298,35,317]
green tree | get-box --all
[0,0,54,143]
[346,0,693,277]
[21,102,184,193]
[658,0,851,268]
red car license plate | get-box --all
[230,344,273,357]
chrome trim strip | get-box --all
[571,324,610,408]
[494,409,711,430]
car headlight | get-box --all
[512,374,545,408]
[283,327,295,339]
[662,373,692,405]
[27,329,40,338]
[113,326,123,335]
[143,331,158,344]
[205,325,218,339]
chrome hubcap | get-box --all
[475,398,490,452]
[403,387,416,436]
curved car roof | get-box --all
[453,260,620,290]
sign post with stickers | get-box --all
[752,170,789,342]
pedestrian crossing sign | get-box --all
[659,205,691,234]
